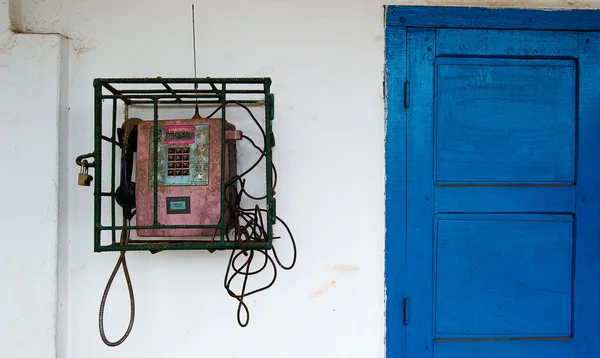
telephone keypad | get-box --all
[167,146,191,176]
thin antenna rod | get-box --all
[192,4,198,79]
[192,4,201,118]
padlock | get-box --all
[78,160,93,186]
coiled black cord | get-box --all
[224,211,297,326]
[218,102,297,327]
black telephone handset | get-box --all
[115,118,141,221]
[99,118,142,347]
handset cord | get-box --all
[98,220,136,347]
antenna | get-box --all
[191,4,201,119]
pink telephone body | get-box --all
[135,117,240,237]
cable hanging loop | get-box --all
[98,228,136,347]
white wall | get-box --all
[63,2,386,358]
[2,1,600,358]
[0,33,67,358]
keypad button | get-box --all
[175,155,182,161]
[183,162,189,168]
[182,155,189,160]
[168,148,175,154]
[175,162,182,168]
[182,169,189,175]
[168,162,174,168]
[168,155,174,161]
[175,170,181,175]
[168,170,174,176]
[175,148,182,153]
[183,147,190,153]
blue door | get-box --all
[385,7,600,358]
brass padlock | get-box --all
[78,160,93,186]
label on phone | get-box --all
[166,197,191,214]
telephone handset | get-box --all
[116,115,240,237]
[115,118,142,221]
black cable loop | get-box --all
[231,248,269,275]
[98,224,135,347]
[270,216,297,270]
[228,136,278,200]
[224,249,279,327]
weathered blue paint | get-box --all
[386,6,600,31]
[405,27,436,357]
[435,58,576,185]
[434,214,574,339]
[385,6,600,358]
[385,24,408,358]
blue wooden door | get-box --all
[401,28,600,357]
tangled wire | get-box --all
[214,101,297,327]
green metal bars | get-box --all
[89,77,275,253]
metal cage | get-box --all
[79,77,276,253]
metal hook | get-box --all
[76,153,96,168]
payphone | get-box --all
[75,77,296,347]
[132,116,239,237]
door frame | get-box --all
[384,6,600,358]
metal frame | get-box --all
[83,77,275,252]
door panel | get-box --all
[435,58,576,185]
[434,214,573,339]
[406,27,600,358]
[433,339,573,358]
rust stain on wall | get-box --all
[331,264,360,272]
[310,279,336,298]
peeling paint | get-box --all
[69,34,98,54]
[6,27,99,54]
[8,0,101,53]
